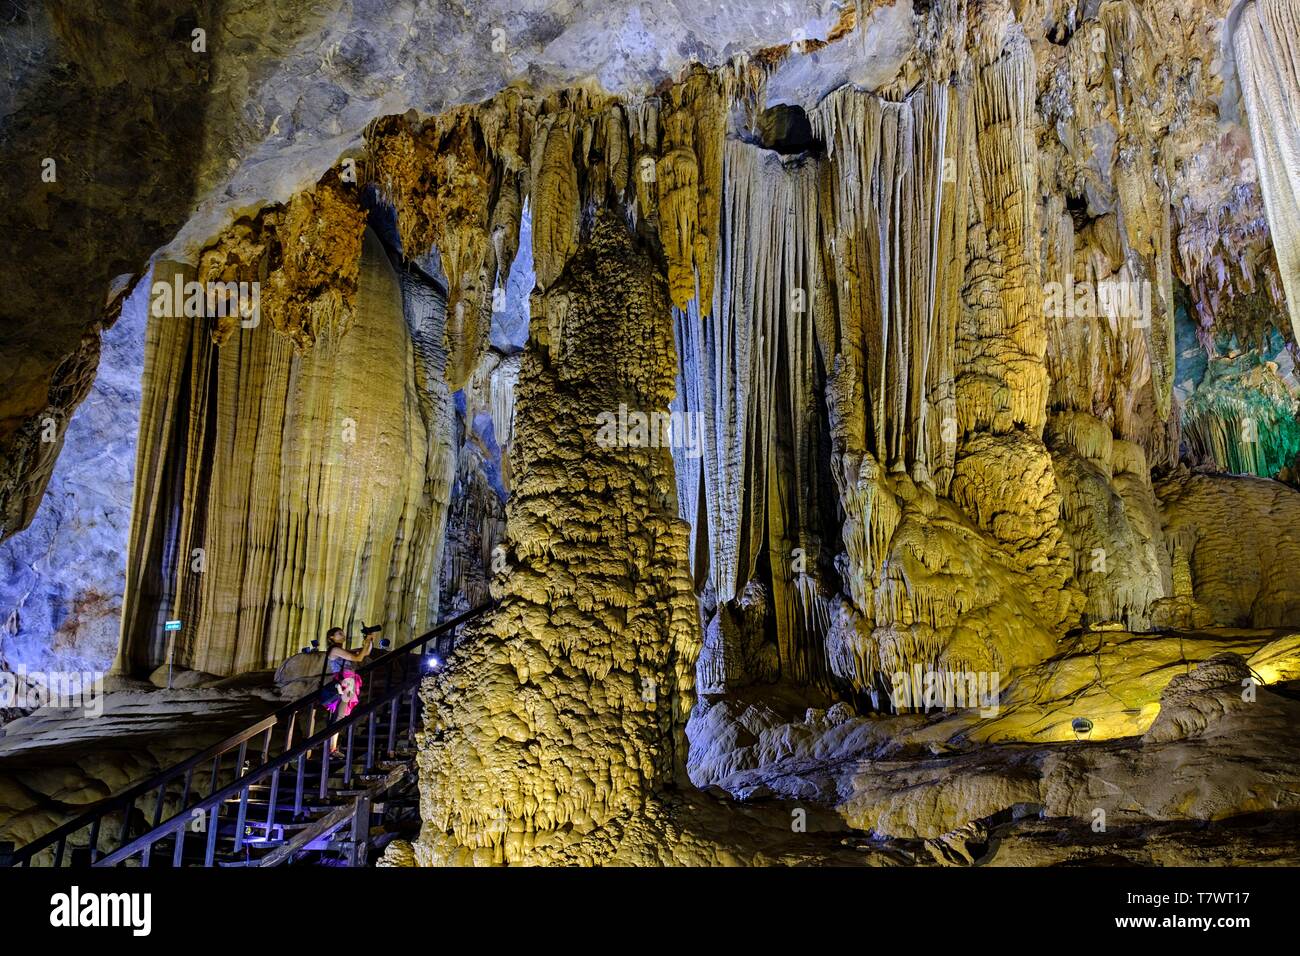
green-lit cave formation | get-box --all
[3,0,1300,868]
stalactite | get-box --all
[260,174,369,349]
[797,28,1093,702]
[690,144,758,604]
[966,33,1047,437]
[771,152,832,684]
[670,305,704,584]
[195,173,367,350]
[490,353,522,449]
[369,109,508,389]
[630,97,661,226]
[676,137,833,684]
[1234,0,1300,342]
[400,266,458,628]
[1095,1,1177,427]
[1182,350,1300,477]
[530,114,582,291]
[657,68,727,312]
[811,81,956,599]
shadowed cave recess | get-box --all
[2,0,1300,870]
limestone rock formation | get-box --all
[6,0,1300,869]
[1156,469,1300,626]
[1,275,147,707]
[1233,0,1300,339]
[415,212,702,865]
[116,228,454,676]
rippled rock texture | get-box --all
[5,0,1300,865]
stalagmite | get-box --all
[416,211,701,865]
[1048,416,1172,629]
[440,442,506,616]
[531,115,582,291]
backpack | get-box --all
[318,650,342,708]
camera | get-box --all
[360,623,382,636]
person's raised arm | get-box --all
[332,636,373,663]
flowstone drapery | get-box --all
[10,0,1300,866]
[1234,0,1300,340]
[116,228,454,676]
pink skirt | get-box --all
[325,670,363,718]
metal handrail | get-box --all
[6,602,492,866]
[264,601,489,723]
[7,715,279,867]
[96,658,425,867]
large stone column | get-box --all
[414,211,701,865]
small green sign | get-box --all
[164,620,182,632]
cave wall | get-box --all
[4,0,1300,861]
[0,273,148,699]
[0,0,217,545]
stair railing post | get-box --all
[349,794,372,867]
[172,817,187,867]
[142,779,167,867]
[319,740,330,802]
[366,710,377,773]
[87,818,101,865]
[234,781,250,853]
[294,753,306,816]
[116,796,135,848]
[265,768,281,843]
[203,806,218,866]
[343,725,354,787]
